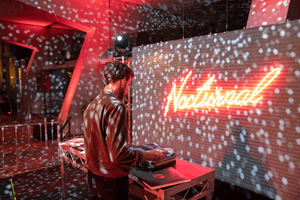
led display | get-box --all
[132,20,300,200]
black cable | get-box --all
[139,186,148,200]
[0,167,82,199]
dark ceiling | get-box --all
[145,0,252,33]
[120,0,253,46]
[0,0,253,54]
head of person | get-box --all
[231,124,249,150]
[103,61,134,101]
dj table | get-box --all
[59,138,215,200]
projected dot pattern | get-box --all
[1,1,298,200]
[11,164,87,200]
[247,0,291,28]
[12,0,252,128]
[131,20,300,200]
[0,19,85,119]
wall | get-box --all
[22,0,117,122]
[0,20,48,120]
[131,19,300,200]
[0,0,88,121]
[13,0,205,134]
[247,0,291,28]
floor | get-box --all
[0,115,60,179]
[0,115,273,200]
[1,163,88,200]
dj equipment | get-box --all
[129,143,177,171]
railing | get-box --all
[60,116,72,141]
[0,111,86,175]
[60,117,84,142]
[0,115,61,172]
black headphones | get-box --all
[115,63,126,80]
[115,69,124,79]
[104,62,127,85]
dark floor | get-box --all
[1,163,88,200]
[0,163,274,200]
[0,117,59,179]
[213,180,273,200]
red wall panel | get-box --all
[247,0,291,28]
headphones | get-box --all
[115,63,127,80]
[104,62,127,85]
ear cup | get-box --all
[103,62,128,85]
[115,69,123,79]
[115,65,126,79]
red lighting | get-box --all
[0,39,38,77]
[164,68,281,116]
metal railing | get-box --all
[59,117,84,141]
[0,112,86,175]
[0,114,89,198]
[0,113,62,171]
[60,116,72,141]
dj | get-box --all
[83,61,167,200]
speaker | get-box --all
[36,72,50,93]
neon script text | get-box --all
[164,68,281,116]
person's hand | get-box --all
[141,149,169,162]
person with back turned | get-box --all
[83,61,167,200]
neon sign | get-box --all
[164,68,281,116]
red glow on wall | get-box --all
[164,67,281,116]
[57,26,95,124]
[246,0,291,28]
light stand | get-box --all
[112,35,133,143]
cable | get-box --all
[139,186,148,200]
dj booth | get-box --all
[59,138,215,200]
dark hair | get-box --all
[103,61,134,85]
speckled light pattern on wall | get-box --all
[0,17,85,119]
[131,20,300,200]
[11,0,205,131]
[247,0,291,28]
